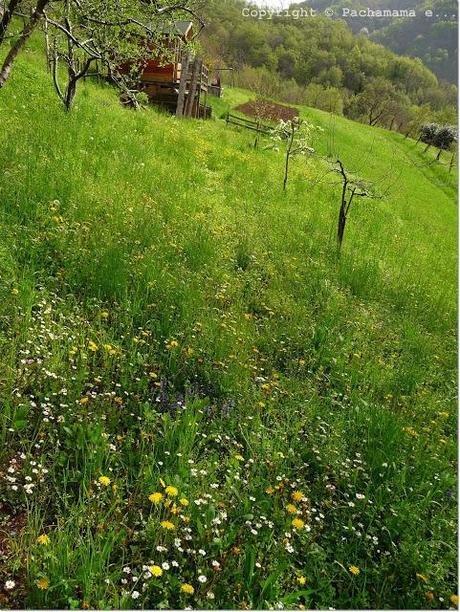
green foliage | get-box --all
[200,0,456,133]
[0,45,457,610]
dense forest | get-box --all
[297,0,458,83]
[201,0,457,134]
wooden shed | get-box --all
[121,21,211,118]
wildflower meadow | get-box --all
[0,39,457,610]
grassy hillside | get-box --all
[0,45,457,610]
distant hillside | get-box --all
[201,0,456,132]
[296,0,458,83]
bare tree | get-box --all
[334,159,379,252]
[268,117,317,191]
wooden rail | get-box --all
[225,112,273,136]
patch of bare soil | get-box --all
[235,99,299,122]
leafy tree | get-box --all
[348,77,406,126]
[419,123,440,152]
[305,84,344,115]
[432,125,457,160]
[0,0,204,99]
[314,65,343,88]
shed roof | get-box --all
[160,20,194,40]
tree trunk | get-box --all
[0,0,49,89]
[64,76,77,111]
[389,116,395,131]
[254,119,260,149]
[336,159,348,252]
[44,17,51,72]
[176,52,190,118]
[283,123,295,192]
[0,0,20,46]
[435,148,442,161]
[337,204,347,251]
[423,143,431,153]
[449,152,455,173]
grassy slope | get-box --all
[0,45,457,609]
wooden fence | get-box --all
[225,112,273,136]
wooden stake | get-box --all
[185,58,200,118]
[176,52,190,118]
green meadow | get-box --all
[0,44,457,609]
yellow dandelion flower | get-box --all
[297,576,307,586]
[101,310,109,320]
[88,340,98,352]
[450,595,458,607]
[37,577,49,590]
[181,583,195,595]
[416,573,428,583]
[149,371,158,379]
[149,492,163,504]
[286,504,297,514]
[292,491,304,502]
[292,518,305,530]
[165,485,178,497]
[349,565,360,576]
[179,497,189,506]
[98,476,111,487]
[79,397,89,405]
[265,486,274,495]
[150,565,163,577]
[11,288,19,295]
[160,520,175,530]
[37,534,50,545]
[425,591,434,601]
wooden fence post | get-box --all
[185,58,201,118]
[176,52,190,118]
[254,119,260,148]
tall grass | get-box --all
[0,44,457,609]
